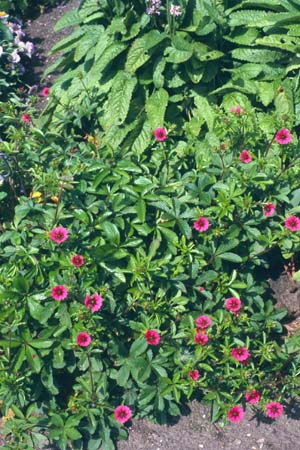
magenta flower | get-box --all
[195,315,211,329]
[41,87,50,97]
[266,401,283,419]
[114,405,132,424]
[77,332,91,347]
[84,293,103,313]
[154,127,167,141]
[49,226,69,244]
[285,216,300,231]
[245,389,261,404]
[189,370,200,380]
[198,286,205,292]
[228,405,244,423]
[240,150,252,163]
[231,346,251,362]
[225,297,242,313]
[51,285,68,301]
[145,329,160,345]
[275,129,292,145]
[229,105,241,115]
[21,113,30,123]
[71,254,85,267]
[263,203,276,217]
[194,333,209,346]
[193,217,210,232]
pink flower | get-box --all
[193,217,210,232]
[189,370,200,380]
[154,127,167,141]
[285,216,300,231]
[77,332,91,347]
[194,333,209,346]
[225,297,242,313]
[71,254,85,267]
[266,401,283,419]
[195,315,211,329]
[41,87,50,97]
[51,285,68,301]
[263,203,276,217]
[240,150,252,163]
[21,113,30,123]
[231,346,251,362]
[49,226,69,244]
[84,293,103,313]
[275,129,292,145]
[145,329,160,345]
[170,4,181,16]
[199,286,205,292]
[229,105,241,115]
[245,389,260,404]
[228,405,244,423]
[114,405,132,424]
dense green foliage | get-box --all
[44,0,300,151]
[0,101,300,449]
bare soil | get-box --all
[16,2,300,449]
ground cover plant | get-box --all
[1,1,300,450]
[0,99,300,449]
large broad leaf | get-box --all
[125,38,150,74]
[103,71,137,126]
[231,48,285,62]
[229,9,273,27]
[255,35,300,53]
[54,9,81,32]
[74,29,104,62]
[146,88,169,129]
[132,120,152,155]
[193,95,215,131]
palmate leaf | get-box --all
[231,48,285,62]
[145,88,169,129]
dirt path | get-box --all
[20,2,300,450]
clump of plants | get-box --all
[43,0,300,150]
[0,101,300,449]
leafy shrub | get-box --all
[44,0,300,150]
[0,102,300,449]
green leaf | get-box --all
[193,95,215,131]
[146,88,169,129]
[25,346,41,373]
[229,9,273,27]
[136,197,146,222]
[104,71,137,126]
[258,81,275,106]
[130,337,148,357]
[66,428,82,440]
[101,222,120,245]
[116,364,131,387]
[132,120,152,155]
[54,9,81,31]
[231,48,285,62]
[218,252,242,263]
[125,38,150,74]
[74,29,103,62]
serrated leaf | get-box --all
[255,35,300,53]
[232,48,285,62]
[132,120,152,155]
[74,29,103,62]
[145,88,169,129]
[229,9,273,27]
[164,46,193,63]
[193,95,215,131]
[258,81,275,106]
[54,9,81,32]
[103,71,137,126]
[125,38,150,74]
[153,56,166,88]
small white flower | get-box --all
[25,41,34,58]
[11,50,20,64]
[0,46,3,58]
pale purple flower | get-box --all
[170,4,181,16]
[11,50,20,64]
[25,41,34,58]
[146,0,161,15]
